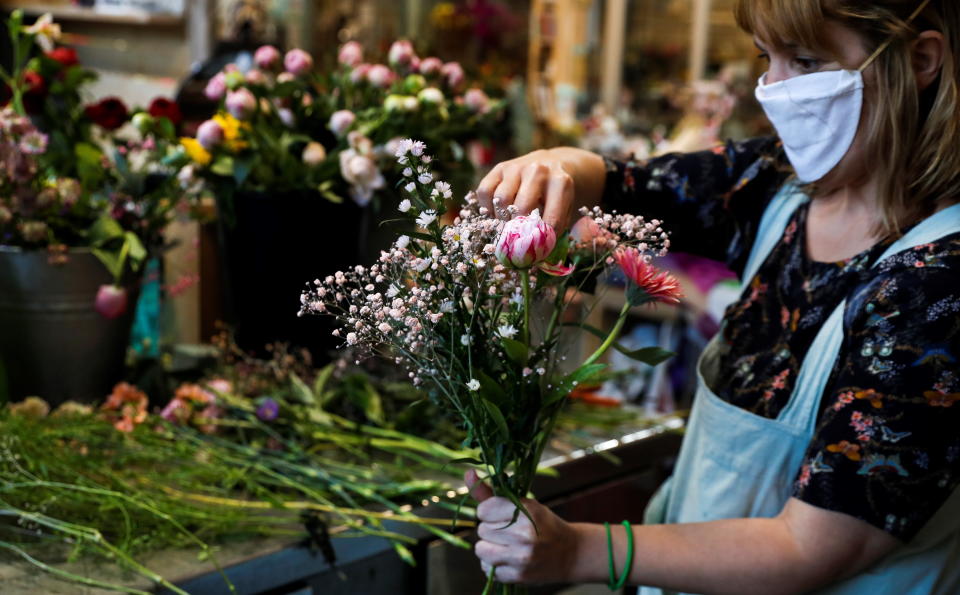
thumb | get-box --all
[464,468,494,503]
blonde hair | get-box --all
[735,0,960,237]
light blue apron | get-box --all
[640,183,960,595]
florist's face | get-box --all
[755,20,874,191]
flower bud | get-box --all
[225,88,256,120]
[302,141,327,166]
[419,57,443,76]
[403,74,426,94]
[131,112,154,133]
[418,87,444,104]
[441,62,465,89]
[350,63,371,84]
[277,107,295,127]
[204,72,226,101]
[95,284,128,319]
[338,41,363,67]
[495,209,556,269]
[284,49,314,76]
[328,109,356,136]
[224,70,245,91]
[464,88,490,113]
[254,45,281,70]
[196,119,225,150]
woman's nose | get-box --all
[764,60,791,85]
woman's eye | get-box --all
[793,57,821,72]
[756,52,770,62]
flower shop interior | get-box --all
[0,1,769,594]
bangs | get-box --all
[734,0,838,54]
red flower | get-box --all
[101,382,149,433]
[85,96,129,130]
[148,96,182,126]
[46,47,79,67]
[614,247,683,306]
[19,70,47,114]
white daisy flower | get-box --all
[466,379,480,391]
[416,210,437,227]
[498,324,518,339]
[398,199,412,213]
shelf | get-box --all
[0,3,183,26]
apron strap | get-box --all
[741,181,809,286]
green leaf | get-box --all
[124,232,147,270]
[481,398,510,441]
[475,370,507,406]
[75,142,105,188]
[210,155,235,177]
[546,233,570,264]
[500,337,528,365]
[569,323,675,364]
[359,382,385,425]
[156,117,176,140]
[91,247,122,279]
[445,456,484,466]
[545,363,607,406]
[318,185,343,204]
[313,365,335,400]
[289,373,316,406]
[89,216,125,246]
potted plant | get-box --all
[0,12,186,404]
[177,39,506,358]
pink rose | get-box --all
[441,62,465,89]
[254,45,281,70]
[284,49,313,76]
[350,63,371,84]
[245,69,267,85]
[204,72,226,101]
[338,41,363,67]
[464,88,490,113]
[388,40,416,67]
[495,209,556,269]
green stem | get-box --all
[520,270,531,346]
[114,237,131,286]
[582,300,631,368]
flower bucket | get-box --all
[217,190,366,361]
[0,247,139,405]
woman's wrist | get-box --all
[566,522,618,584]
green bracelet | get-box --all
[605,520,634,591]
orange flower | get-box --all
[101,382,148,432]
[613,248,682,306]
[174,383,215,404]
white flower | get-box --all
[395,235,411,249]
[346,332,358,345]
[416,210,437,227]
[403,167,413,177]
[418,173,433,185]
[433,181,453,199]
[404,182,416,193]
[510,291,524,307]
[386,284,400,298]
[466,379,481,391]
[411,141,426,156]
[498,324,518,339]
[395,138,414,157]
[440,300,455,313]
[460,333,472,346]
[26,13,61,53]
[398,199,412,213]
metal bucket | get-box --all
[0,247,138,406]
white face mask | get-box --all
[755,69,864,183]
[754,0,932,183]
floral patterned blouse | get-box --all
[603,137,960,542]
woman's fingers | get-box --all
[464,468,494,503]
[476,164,504,215]
[514,162,550,215]
[542,167,575,232]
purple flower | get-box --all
[254,45,281,70]
[225,88,256,120]
[284,49,314,76]
[196,119,225,150]
[256,398,279,421]
[19,130,48,154]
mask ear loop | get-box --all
[858,0,933,72]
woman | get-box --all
[467,1,960,593]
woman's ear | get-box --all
[912,30,947,91]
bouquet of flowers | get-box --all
[179,39,505,210]
[299,140,680,590]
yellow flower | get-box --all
[180,137,211,166]
[212,112,249,152]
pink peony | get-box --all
[419,57,443,76]
[284,49,313,76]
[196,119,225,149]
[245,69,267,85]
[254,45,281,70]
[464,88,490,113]
[441,62,465,89]
[338,41,363,67]
[95,285,128,319]
[495,209,556,269]
[366,64,394,88]
[328,109,356,136]
[225,88,256,120]
[350,63,371,84]
[388,40,416,67]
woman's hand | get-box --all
[475,147,607,232]
[466,469,583,585]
